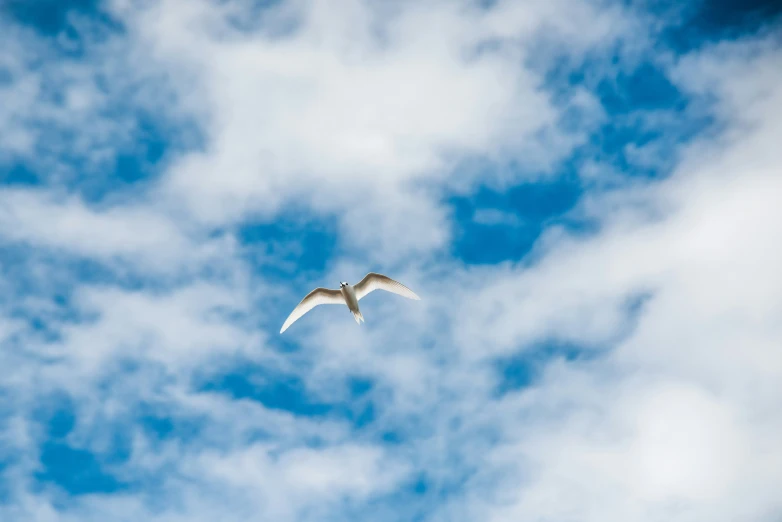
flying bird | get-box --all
[280,272,420,333]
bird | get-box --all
[280,272,420,333]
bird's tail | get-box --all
[352,310,364,324]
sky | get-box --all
[0,0,781,520]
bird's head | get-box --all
[340,282,348,287]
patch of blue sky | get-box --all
[27,392,130,496]
[2,0,122,41]
[201,370,332,416]
[198,363,379,432]
[38,399,77,440]
[594,61,683,114]
[450,174,581,265]
[238,213,338,276]
[34,442,129,496]
[347,375,373,397]
[0,163,39,186]
[661,0,782,52]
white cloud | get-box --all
[103,0,630,260]
[0,189,196,271]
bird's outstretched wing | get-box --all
[280,287,344,333]
[354,273,421,301]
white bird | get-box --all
[280,272,420,333]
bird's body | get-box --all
[280,272,420,333]
[341,283,365,324]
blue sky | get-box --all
[1,1,782,521]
